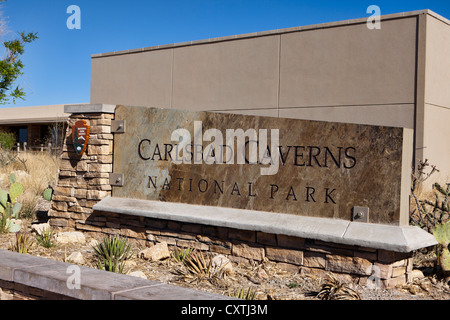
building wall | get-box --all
[91,15,417,129]
[89,11,450,187]
[422,14,450,184]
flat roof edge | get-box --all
[426,9,450,25]
[0,118,69,125]
[91,9,440,59]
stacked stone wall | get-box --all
[50,113,114,228]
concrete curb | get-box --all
[0,249,235,300]
[94,197,438,253]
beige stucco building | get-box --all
[90,9,450,185]
[0,105,69,149]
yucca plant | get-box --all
[36,227,56,248]
[173,247,193,263]
[9,232,34,254]
[174,250,224,284]
[316,273,360,300]
[228,287,256,300]
[93,235,134,273]
[183,250,212,278]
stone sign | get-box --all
[112,105,413,226]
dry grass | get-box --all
[0,152,60,219]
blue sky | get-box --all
[1,0,450,109]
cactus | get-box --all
[9,173,17,184]
[0,189,7,208]
[12,202,21,219]
[0,174,24,233]
[432,221,450,281]
[9,182,24,201]
[6,219,21,233]
[43,187,53,201]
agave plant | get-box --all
[316,273,360,300]
[93,235,134,273]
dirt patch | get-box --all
[1,219,449,301]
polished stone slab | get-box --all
[112,106,413,225]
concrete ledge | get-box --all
[94,197,438,253]
[0,249,233,300]
[64,104,116,114]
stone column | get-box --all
[49,104,116,230]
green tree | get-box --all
[0,130,16,150]
[0,0,38,104]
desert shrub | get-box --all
[0,148,18,168]
[411,181,450,234]
[409,159,450,233]
[0,131,16,150]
